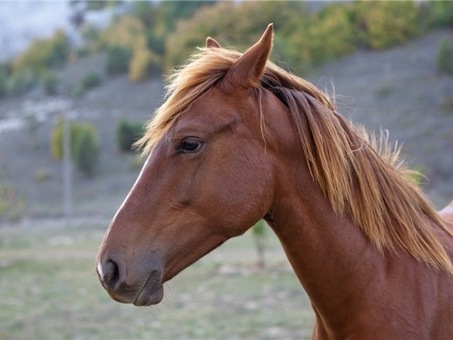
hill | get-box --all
[0,29,452,225]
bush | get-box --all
[252,220,268,268]
[429,1,453,28]
[51,119,100,176]
[128,47,154,82]
[50,119,99,167]
[0,181,24,221]
[0,65,8,99]
[13,30,69,73]
[42,71,59,96]
[437,39,453,75]
[105,45,132,75]
[73,125,100,176]
[7,69,37,96]
[51,117,78,160]
[352,2,422,50]
[116,118,145,152]
[81,72,102,90]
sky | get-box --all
[0,1,72,60]
[0,1,121,61]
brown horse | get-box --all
[96,25,453,338]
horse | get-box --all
[96,24,453,338]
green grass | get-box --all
[0,224,314,339]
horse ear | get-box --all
[224,23,273,90]
[206,37,221,48]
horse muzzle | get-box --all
[96,253,165,306]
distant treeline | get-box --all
[1,0,452,99]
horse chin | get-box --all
[133,281,164,306]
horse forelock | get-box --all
[135,48,240,155]
[135,45,453,273]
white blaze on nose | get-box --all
[97,261,104,278]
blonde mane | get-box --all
[136,47,453,272]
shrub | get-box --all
[128,47,154,82]
[7,69,37,96]
[42,71,59,96]
[105,45,132,75]
[0,65,8,99]
[51,119,100,175]
[437,39,453,75]
[73,125,100,176]
[13,30,69,73]
[51,117,79,160]
[116,118,145,152]
[353,2,421,50]
[429,1,453,28]
[301,5,355,66]
[0,182,24,221]
[81,72,102,90]
[251,220,267,268]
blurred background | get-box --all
[0,1,452,338]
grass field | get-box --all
[0,222,315,339]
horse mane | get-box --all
[136,47,453,273]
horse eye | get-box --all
[179,138,203,153]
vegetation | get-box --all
[81,72,103,90]
[0,30,68,98]
[12,30,69,74]
[42,71,59,96]
[437,39,453,75]
[0,181,24,221]
[0,65,8,99]
[429,0,453,28]
[164,1,429,74]
[73,125,100,176]
[116,118,145,152]
[50,118,100,175]
[251,220,268,268]
[0,225,312,339]
[105,45,131,76]
[0,1,450,99]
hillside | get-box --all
[0,29,452,225]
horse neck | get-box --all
[264,134,384,331]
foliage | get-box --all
[428,0,453,28]
[116,118,145,152]
[163,1,428,74]
[13,30,69,74]
[51,117,76,160]
[41,71,59,96]
[437,39,453,75]
[0,177,24,221]
[292,4,355,69]
[0,65,8,99]
[81,72,103,90]
[251,220,268,268]
[165,1,307,72]
[128,46,155,82]
[409,165,426,187]
[102,15,161,81]
[51,118,101,176]
[105,45,132,76]
[73,124,100,176]
[6,69,37,96]
[352,2,422,50]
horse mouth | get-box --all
[133,271,164,306]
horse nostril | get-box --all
[98,258,122,290]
